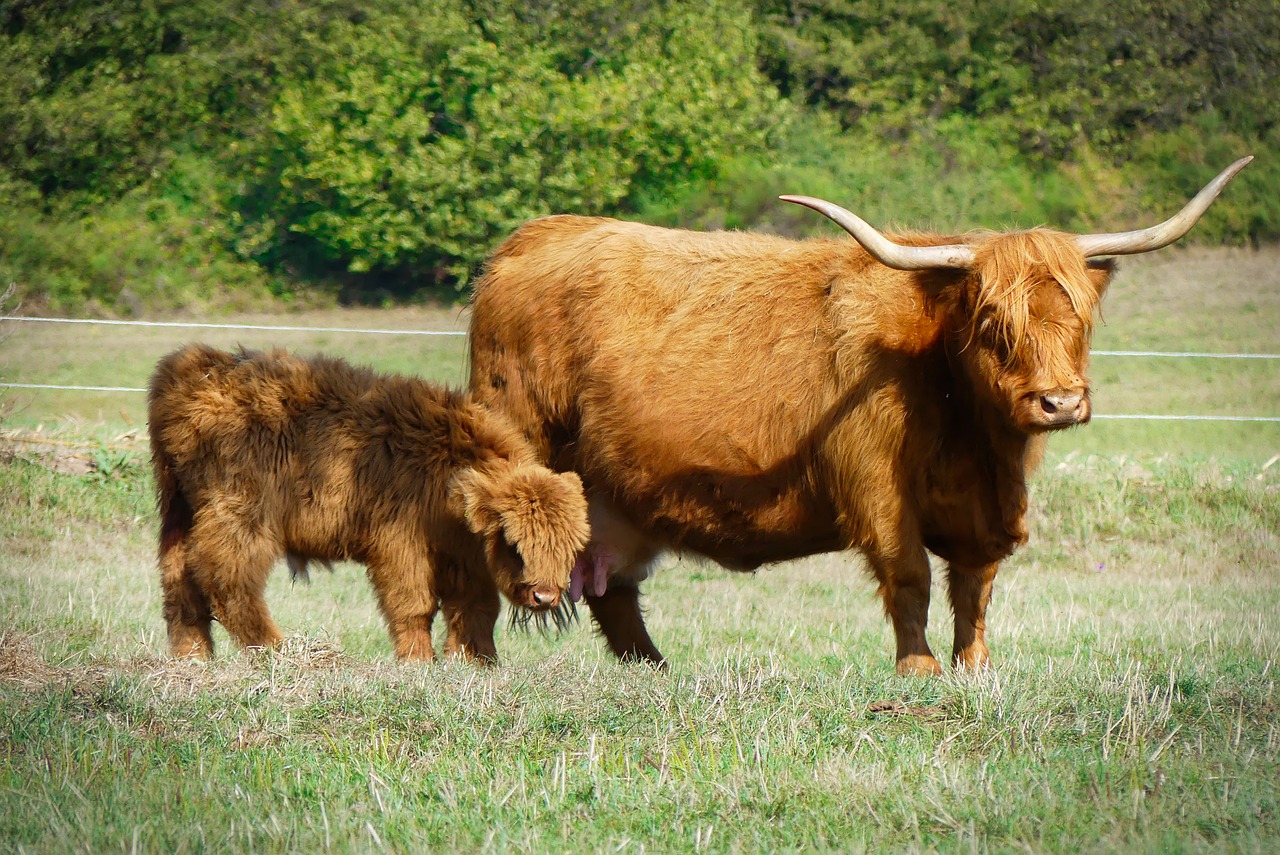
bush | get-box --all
[0,0,1274,311]
[0,158,285,315]
[752,0,1280,159]
[231,0,786,293]
[1123,116,1280,245]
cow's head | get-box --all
[953,230,1110,431]
[782,156,1252,434]
[450,463,589,612]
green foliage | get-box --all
[0,163,285,314]
[0,0,1276,310]
[233,0,784,289]
[0,0,188,200]
[1124,116,1280,244]
[88,446,146,488]
[641,110,1280,244]
[0,0,376,204]
[753,0,1280,159]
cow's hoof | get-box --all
[895,654,944,677]
[951,644,990,672]
[620,649,668,670]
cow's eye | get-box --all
[976,315,1009,358]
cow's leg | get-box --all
[580,502,666,666]
[947,561,999,670]
[586,584,665,666]
[367,558,438,662]
[869,548,943,677]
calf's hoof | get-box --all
[168,626,213,660]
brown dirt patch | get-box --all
[867,699,946,719]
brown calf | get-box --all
[148,344,589,662]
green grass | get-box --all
[1048,245,1280,461]
[0,305,470,433]
[0,452,1277,851]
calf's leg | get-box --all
[158,490,214,658]
[429,556,498,663]
[160,540,215,659]
[441,591,500,664]
[191,525,283,652]
[367,558,439,661]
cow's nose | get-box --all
[1040,390,1084,416]
[527,586,561,609]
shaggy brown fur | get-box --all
[148,344,589,663]
[469,216,1122,675]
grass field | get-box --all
[1,246,1278,851]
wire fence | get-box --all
[0,316,465,337]
[2,316,1277,423]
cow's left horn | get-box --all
[779,195,975,270]
[1075,156,1253,257]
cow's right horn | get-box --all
[1074,156,1253,257]
[780,195,975,270]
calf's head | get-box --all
[782,156,1252,434]
[450,464,590,611]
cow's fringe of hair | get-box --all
[508,599,579,635]
[971,230,1102,352]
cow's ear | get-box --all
[449,468,500,536]
[1086,258,1116,299]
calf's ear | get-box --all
[557,470,584,495]
[449,468,500,536]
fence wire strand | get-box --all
[2,315,1276,423]
[0,315,465,337]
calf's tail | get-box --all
[153,446,191,577]
[152,444,212,656]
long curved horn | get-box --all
[779,195,975,270]
[1075,156,1253,257]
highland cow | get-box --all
[148,344,589,662]
[468,157,1250,674]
